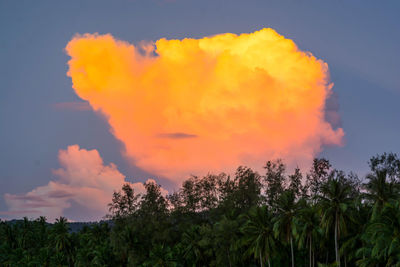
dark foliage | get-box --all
[2,154,400,266]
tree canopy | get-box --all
[2,153,400,266]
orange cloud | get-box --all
[3,145,165,221]
[66,28,344,182]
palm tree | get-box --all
[180,225,204,266]
[338,198,367,266]
[355,246,381,267]
[146,244,177,267]
[1,221,17,250]
[111,222,141,265]
[318,178,353,267]
[16,217,35,251]
[52,217,70,251]
[364,169,398,219]
[241,206,276,267]
[35,216,48,247]
[273,190,301,267]
[295,201,321,267]
[214,215,240,267]
[50,217,72,266]
[358,200,400,265]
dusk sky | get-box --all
[1,0,399,221]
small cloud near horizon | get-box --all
[2,145,168,222]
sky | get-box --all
[0,0,399,221]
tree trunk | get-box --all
[312,250,315,267]
[335,213,340,267]
[260,253,263,267]
[290,235,295,267]
[267,258,271,267]
[309,237,312,267]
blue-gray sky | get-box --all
[1,0,399,220]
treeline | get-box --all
[1,153,400,266]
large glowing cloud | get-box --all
[3,145,165,221]
[66,28,344,181]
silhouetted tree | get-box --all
[108,183,140,219]
[264,159,286,208]
[306,158,331,200]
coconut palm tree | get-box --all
[358,200,400,265]
[241,206,276,267]
[273,190,301,267]
[318,177,353,267]
[180,225,206,266]
[214,215,240,267]
[338,198,368,266]
[50,217,73,266]
[364,169,398,219]
[295,202,321,267]
[145,243,176,267]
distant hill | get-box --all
[2,219,113,233]
[68,220,113,232]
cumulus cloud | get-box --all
[3,145,165,221]
[66,28,344,182]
